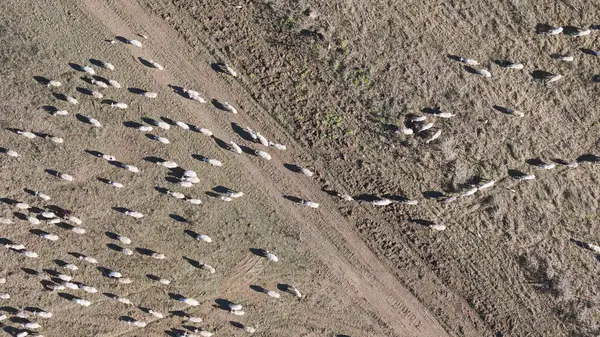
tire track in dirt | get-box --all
[77,0,453,336]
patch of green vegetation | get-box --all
[353,66,373,86]
[281,16,297,30]
[323,110,344,128]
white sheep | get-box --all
[54,109,68,116]
[175,121,189,129]
[158,160,178,168]
[539,163,556,170]
[544,26,563,35]
[181,297,200,306]
[226,190,244,198]
[82,66,95,75]
[32,310,52,318]
[301,200,319,208]
[149,310,163,318]
[59,173,74,181]
[0,293,10,299]
[475,69,492,77]
[15,202,30,210]
[154,120,170,130]
[80,285,97,293]
[566,161,579,168]
[128,39,143,47]
[107,180,124,188]
[40,233,59,241]
[92,91,103,99]
[371,198,392,206]
[65,95,78,105]
[117,297,133,305]
[270,142,287,150]
[71,227,86,234]
[145,59,164,70]
[23,250,38,258]
[430,224,446,231]
[205,158,223,167]
[184,170,197,178]
[91,79,109,88]
[48,80,62,87]
[265,251,279,262]
[246,127,258,140]
[79,255,98,264]
[223,102,238,114]
[73,297,92,306]
[556,55,574,62]
[266,290,280,298]
[461,187,478,197]
[201,263,216,274]
[99,61,115,70]
[22,322,41,330]
[111,102,128,109]
[137,125,153,132]
[124,210,143,218]
[256,150,272,160]
[458,57,478,65]
[230,310,245,316]
[108,79,121,88]
[124,164,139,172]
[34,191,51,200]
[418,122,434,132]
[516,173,536,180]
[183,89,206,103]
[195,234,212,243]
[62,263,78,271]
[167,191,186,199]
[151,252,165,259]
[222,63,238,77]
[17,130,36,139]
[143,91,157,98]
[198,127,213,136]
[546,74,563,83]
[4,149,19,157]
[290,285,302,298]
[187,198,202,205]
[67,215,82,225]
[425,129,442,144]
[256,132,269,147]
[28,217,41,225]
[153,136,170,144]
[0,218,12,224]
[49,136,63,143]
[230,141,243,154]
[63,282,77,289]
[478,180,496,190]
[339,194,354,201]
[298,165,314,177]
[84,116,102,127]
[119,278,133,284]
[571,28,591,37]
[504,62,524,70]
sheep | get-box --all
[108,79,121,88]
[256,150,272,160]
[0,314,6,321]
[71,227,86,234]
[61,263,78,271]
[180,297,200,306]
[32,310,52,318]
[199,331,214,337]
[230,141,243,154]
[151,252,166,259]
[297,165,314,177]
[372,198,392,206]
[222,63,238,77]
[186,198,202,205]
[92,91,103,99]
[153,276,171,285]
[63,282,78,290]
[458,57,478,65]
[430,224,447,231]
[570,28,591,37]
[265,251,279,262]
[124,164,140,173]
[143,91,157,98]
[153,135,170,144]
[67,215,83,225]
[152,120,170,130]
[40,211,54,218]
[28,217,41,225]
[73,297,92,306]
[48,136,64,143]
[83,115,102,127]
[158,160,178,168]
[270,142,287,150]
[401,199,419,205]
[59,173,74,181]
[149,310,163,318]
[128,39,143,47]
[137,125,153,132]
[56,273,72,281]
[5,243,25,250]
[201,263,216,274]
[175,121,189,129]
[475,68,492,77]
[119,278,133,284]
[418,122,434,132]
[17,130,36,139]
[48,80,62,87]
[556,55,574,62]
[108,271,122,278]
[226,190,244,198]
[435,112,456,118]
[539,163,556,170]
[34,191,51,200]
[117,297,133,305]
[545,74,563,83]
[0,218,12,224]
[266,289,281,298]
[4,149,20,157]
[183,89,206,103]
[15,332,28,337]
[22,322,41,329]
[98,61,115,70]
[503,62,524,70]
[565,161,579,168]
[0,293,9,299]
[80,285,97,293]
[111,102,128,109]
[289,285,302,298]
[301,200,319,208]
[22,250,38,258]
[79,255,98,264]
[256,132,269,147]
[168,191,186,199]
[543,26,563,35]
[195,234,212,243]
[145,59,164,70]
[115,234,131,244]
[124,210,144,218]
[425,129,442,144]
[180,181,193,188]
[516,173,536,180]
[65,95,78,105]
[48,218,61,224]
[461,187,478,197]
[15,202,30,210]
[185,315,203,323]
[339,193,354,201]
[184,170,197,178]
[197,127,213,136]
[478,180,496,190]
[53,109,68,116]
[223,102,238,114]
[503,108,524,117]
[91,79,109,88]
[230,310,245,316]
[107,180,124,188]
[82,66,95,75]
[205,158,223,167]
[220,196,233,202]
[40,233,59,241]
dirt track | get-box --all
[0,0,474,336]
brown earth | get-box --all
[2,0,600,336]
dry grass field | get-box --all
[2,0,600,336]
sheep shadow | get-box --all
[33,76,51,85]
[570,238,588,250]
[167,84,189,99]
[40,105,59,115]
[577,154,600,164]
[184,229,200,239]
[249,248,268,258]
[57,292,78,301]
[115,36,130,44]
[250,285,267,293]
[119,315,136,323]
[205,191,221,199]
[112,207,130,214]
[169,214,187,222]
[422,191,445,199]
[128,87,147,95]
[123,121,144,129]
[136,247,156,256]
[230,321,245,329]
[141,117,161,126]
[409,218,436,227]
[53,259,70,268]
[160,117,178,126]
[580,48,599,56]
[137,57,155,68]
[213,136,230,150]
[283,163,302,173]
[353,194,381,202]
[29,229,50,237]
[146,274,162,282]
[183,256,201,269]
[52,92,71,102]
[231,122,255,142]
[143,156,166,164]
[463,65,479,75]
[214,298,235,311]
[101,99,118,106]
[211,99,228,111]
[283,195,304,204]
[525,158,545,166]
[44,168,60,177]
[75,113,95,125]
[492,105,513,115]
[21,267,39,276]
[0,197,18,206]
[507,169,529,179]
[154,186,170,195]
[165,328,188,337]
[75,87,94,96]
[530,70,554,80]
[211,62,228,74]
[68,62,86,72]
[168,292,185,301]
[535,23,558,34]
[97,177,115,186]
[106,243,124,253]
[592,75,600,83]
[446,54,463,62]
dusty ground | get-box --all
[2,0,600,336]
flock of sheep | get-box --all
[0,35,316,337]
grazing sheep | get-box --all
[372,198,392,206]
[116,234,131,244]
[40,210,54,217]
[516,173,536,180]
[79,255,98,264]
[418,122,434,132]
[119,278,132,284]
[297,165,314,177]
[98,61,115,70]
[145,59,164,70]
[128,39,143,47]
[204,158,222,166]
[153,276,171,285]
[91,91,103,99]
[478,180,496,190]
[40,233,59,241]
[180,181,194,188]
[556,55,574,62]
[475,68,492,77]
[265,251,279,262]
[175,121,189,129]
[571,28,591,37]
[223,102,238,114]
[230,310,245,316]
[198,127,213,136]
[226,190,244,198]
[67,216,83,225]
[256,150,272,160]
[245,127,258,140]
[461,187,478,197]
[539,163,556,170]
[62,263,78,271]
[48,80,62,87]
[301,200,319,208]
[183,89,206,103]
[22,322,41,330]
[186,198,202,205]
[61,281,77,289]
[48,136,64,143]
[201,263,216,274]
[137,125,153,132]
[116,297,133,305]
[0,293,9,299]
[545,74,563,83]
[153,136,170,144]
[149,310,163,318]
[436,112,456,118]
[290,285,302,298]
[222,63,238,77]
[82,66,95,75]
[15,202,30,210]
[80,285,97,293]
[28,217,41,225]
[544,26,563,35]
[503,62,524,69]
[71,227,86,234]
[151,252,165,259]
[182,176,200,183]
[108,271,122,278]
[59,173,74,181]
[158,160,178,168]
[124,210,143,218]
[111,102,128,109]
[168,190,186,199]
[65,95,78,105]
[220,196,233,202]
[430,224,447,231]
[425,129,442,144]
[124,164,139,172]
[184,170,197,178]
[107,180,124,188]
[256,132,269,147]
[53,109,68,116]
[91,79,109,88]
[4,149,20,157]
[185,315,203,323]
[181,297,200,306]
[339,193,354,201]
[83,115,102,127]
[34,191,51,200]
[270,142,287,150]
[22,250,38,258]
[108,79,121,88]
[143,91,157,98]
[458,57,478,65]
[17,130,36,139]
[32,310,52,318]
[566,161,579,168]
[195,234,212,243]
[266,289,280,298]
[230,141,243,154]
